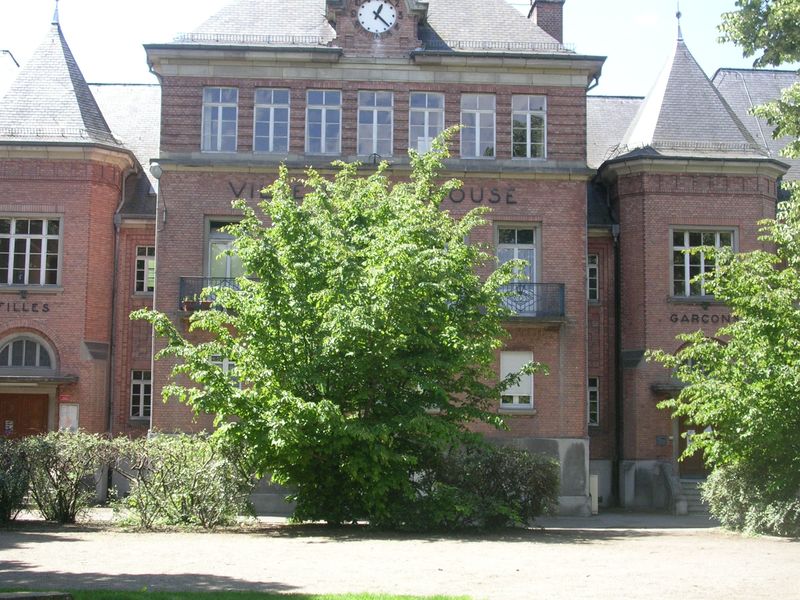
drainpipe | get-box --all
[611,220,622,506]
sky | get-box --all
[0,0,794,100]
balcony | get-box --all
[500,283,565,321]
[179,277,240,311]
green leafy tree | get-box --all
[134,134,543,525]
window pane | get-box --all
[499,229,516,244]
[307,90,323,105]
[516,229,534,245]
[273,89,289,104]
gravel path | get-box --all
[1,512,798,599]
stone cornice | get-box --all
[146,46,604,88]
[153,154,595,181]
[598,155,789,182]
[0,144,136,171]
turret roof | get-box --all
[0,22,120,147]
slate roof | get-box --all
[614,39,766,161]
[420,0,568,53]
[586,96,642,169]
[90,84,161,190]
[174,0,336,47]
[713,68,800,179]
[172,0,570,54]
[0,22,120,147]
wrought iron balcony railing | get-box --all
[500,283,565,320]
[179,277,240,311]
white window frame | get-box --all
[500,351,534,409]
[201,87,238,153]
[135,246,156,294]
[212,355,241,388]
[588,377,599,426]
[305,90,342,155]
[253,88,290,153]
[130,370,152,420]
[460,94,496,159]
[496,225,538,283]
[0,217,61,287]
[512,95,547,160]
[357,91,394,157]
[207,221,243,280]
[409,92,444,154]
[671,228,735,298]
[0,335,54,370]
[587,254,599,302]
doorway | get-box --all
[0,394,49,438]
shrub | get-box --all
[24,431,113,523]
[113,433,255,529]
[702,464,800,537]
[0,437,30,522]
[379,443,560,530]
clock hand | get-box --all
[374,12,391,27]
[375,3,383,16]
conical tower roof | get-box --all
[0,20,120,147]
[618,38,765,160]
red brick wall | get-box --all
[612,169,779,461]
[587,234,616,459]
[0,157,126,434]
[532,0,564,43]
[111,225,155,436]
[331,0,422,58]
[159,77,586,163]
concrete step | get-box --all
[680,479,710,516]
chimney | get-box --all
[529,0,565,44]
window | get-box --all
[208,222,244,279]
[130,370,151,419]
[0,337,53,369]
[500,351,533,408]
[0,217,60,286]
[672,230,734,297]
[497,227,536,282]
[461,94,495,158]
[358,91,393,157]
[587,254,599,302]
[409,92,444,153]
[202,87,238,152]
[306,90,341,155]
[135,246,155,293]
[254,88,290,153]
[588,377,599,426]
[512,95,546,159]
[212,355,240,387]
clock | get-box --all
[357,0,397,34]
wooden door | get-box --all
[0,394,49,438]
[678,418,710,477]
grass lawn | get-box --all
[20,594,470,600]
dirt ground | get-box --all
[1,511,798,600]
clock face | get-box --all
[358,0,397,34]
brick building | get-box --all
[1,0,797,513]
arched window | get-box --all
[0,336,54,369]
